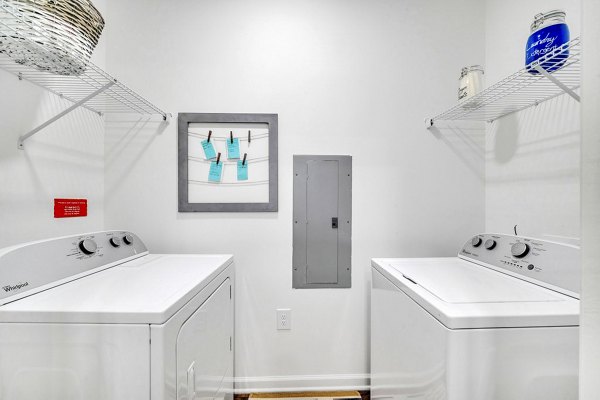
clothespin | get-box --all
[230,131,234,144]
[207,130,212,143]
[248,130,251,144]
[242,153,247,166]
[216,153,221,165]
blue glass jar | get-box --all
[525,10,570,74]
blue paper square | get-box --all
[208,161,223,182]
[237,160,248,181]
[227,138,240,159]
[202,140,216,160]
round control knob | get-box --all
[79,239,97,255]
[484,239,497,250]
[471,237,482,247]
[123,234,134,245]
[528,264,535,271]
[109,237,122,248]
[511,242,530,258]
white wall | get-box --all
[103,0,485,392]
[484,3,596,394]
[484,0,581,241]
[0,1,107,247]
[580,0,600,397]
[1,0,596,394]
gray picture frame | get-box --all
[178,113,278,212]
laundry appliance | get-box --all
[0,231,234,400]
[371,233,579,400]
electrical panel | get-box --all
[293,155,352,289]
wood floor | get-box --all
[235,391,370,400]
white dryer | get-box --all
[0,231,234,400]
[371,233,580,400]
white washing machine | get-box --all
[371,233,580,400]
[0,231,234,400]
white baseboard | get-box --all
[234,373,370,394]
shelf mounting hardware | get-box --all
[533,64,580,102]
[17,81,116,149]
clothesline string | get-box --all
[189,155,269,165]
[189,179,269,186]
[188,131,269,142]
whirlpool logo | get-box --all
[2,282,29,293]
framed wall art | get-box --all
[178,113,278,212]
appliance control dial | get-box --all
[511,242,530,258]
[471,237,482,247]
[109,237,122,248]
[79,239,98,255]
[484,239,497,250]
[123,234,134,245]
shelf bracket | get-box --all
[533,65,581,102]
[17,81,116,150]
[425,117,434,129]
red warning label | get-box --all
[54,199,88,218]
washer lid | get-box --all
[0,254,233,324]
[372,257,579,329]
[396,258,562,304]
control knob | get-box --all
[123,234,134,245]
[109,237,122,248]
[79,239,98,255]
[471,237,482,247]
[511,242,530,258]
[484,239,497,250]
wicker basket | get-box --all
[0,0,105,75]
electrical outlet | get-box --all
[276,309,291,330]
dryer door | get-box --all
[176,279,233,400]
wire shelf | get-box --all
[0,0,169,148]
[427,37,581,127]
[0,59,169,117]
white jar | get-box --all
[458,65,484,101]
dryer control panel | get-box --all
[0,231,148,305]
[460,233,580,298]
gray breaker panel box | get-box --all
[293,155,352,289]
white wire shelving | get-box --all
[426,37,581,128]
[0,0,170,149]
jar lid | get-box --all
[460,65,484,79]
[531,9,566,31]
